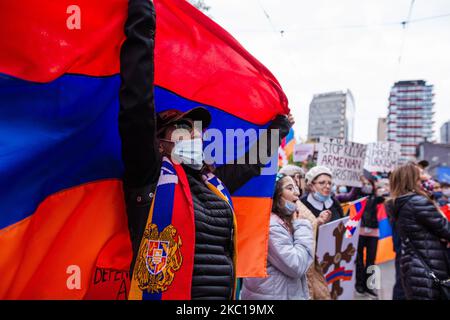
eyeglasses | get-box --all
[314,181,332,187]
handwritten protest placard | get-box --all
[317,137,367,187]
[364,142,401,173]
[293,143,315,162]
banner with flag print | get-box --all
[341,199,396,264]
[343,197,368,238]
[374,203,396,264]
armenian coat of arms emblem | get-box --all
[134,224,183,293]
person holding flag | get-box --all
[119,0,293,300]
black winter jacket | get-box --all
[118,0,290,300]
[185,167,234,300]
[393,193,450,300]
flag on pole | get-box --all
[278,128,295,167]
[344,197,368,238]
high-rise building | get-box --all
[387,80,434,164]
[441,121,450,144]
[307,90,355,142]
[377,117,387,142]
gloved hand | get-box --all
[268,113,294,140]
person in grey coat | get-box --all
[241,174,314,300]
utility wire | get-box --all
[255,0,299,77]
[398,0,415,64]
[408,12,450,23]
[256,0,284,36]
[235,11,450,33]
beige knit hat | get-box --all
[305,166,332,184]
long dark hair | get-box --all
[272,174,294,233]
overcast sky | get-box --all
[204,0,450,144]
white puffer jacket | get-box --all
[241,213,314,300]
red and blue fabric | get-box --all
[0,0,288,299]
[344,197,368,238]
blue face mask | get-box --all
[284,201,297,216]
[313,191,331,203]
[339,186,348,194]
[433,191,443,199]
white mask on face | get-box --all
[172,138,204,170]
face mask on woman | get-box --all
[421,179,435,193]
[313,191,331,203]
[433,191,443,199]
[172,138,204,170]
[339,186,348,194]
[283,200,297,216]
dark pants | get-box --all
[392,252,406,300]
[356,235,378,289]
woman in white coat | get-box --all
[240,173,314,300]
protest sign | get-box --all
[293,143,315,162]
[364,142,400,173]
[317,137,367,187]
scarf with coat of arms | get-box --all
[128,156,237,300]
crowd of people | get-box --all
[118,0,449,300]
[238,161,450,300]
